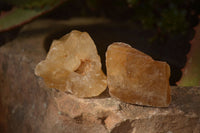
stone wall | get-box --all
[0,19,199,133]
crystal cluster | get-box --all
[35,30,171,107]
[106,42,171,107]
[35,30,107,97]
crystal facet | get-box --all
[106,42,171,107]
[35,30,107,97]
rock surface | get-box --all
[106,42,171,107]
[0,19,200,133]
[35,30,107,97]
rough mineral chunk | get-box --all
[106,42,171,107]
[35,30,107,97]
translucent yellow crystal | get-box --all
[35,30,107,97]
[106,42,171,107]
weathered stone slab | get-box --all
[55,86,200,133]
[106,42,171,107]
[0,19,199,133]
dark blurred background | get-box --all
[1,0,200,85]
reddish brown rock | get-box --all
[106,42,171,107]
[35,30,107,98]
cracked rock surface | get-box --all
[0,19,200,133]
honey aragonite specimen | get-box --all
[35,30,107,97]
[106,42,171,107]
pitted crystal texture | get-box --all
[35,30,107,97]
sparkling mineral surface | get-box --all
[35,30,107,97]
[106,42,171,107]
